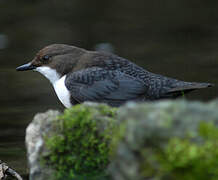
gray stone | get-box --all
[25,110,60,180]
[25,103,115,180]
[109,99,218,180]
[25,100,218,180]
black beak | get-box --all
[16,63,36,71]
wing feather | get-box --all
[65,67,147,106]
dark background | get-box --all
[0,0,217,176]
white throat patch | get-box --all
[35,66,60,84]
[35,66,72,108]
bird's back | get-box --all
[84,51,212,101]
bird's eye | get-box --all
[42,55,50,61]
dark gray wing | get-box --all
[65,67,147,106]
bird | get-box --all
[16,44,213,107]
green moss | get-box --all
[41,102,218,180]
[140,122,218,180]
[43,104,117,179]
[181,91,185,98]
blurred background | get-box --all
[0,0,218,177]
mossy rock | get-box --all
[42,103,117,180]
[35,99,218,180]
[109,100,218,180]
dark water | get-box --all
[0,0,218,177]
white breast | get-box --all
[35,66,72,108]
[53,75,72,108]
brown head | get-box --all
[16,44,87,83]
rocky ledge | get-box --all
[26,99,218,180]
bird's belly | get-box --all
[53,75,72,108]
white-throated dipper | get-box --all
[16,44,213,107]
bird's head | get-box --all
[16,44,86,83]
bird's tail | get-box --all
[164,82,214,98]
